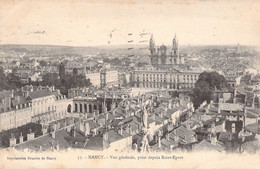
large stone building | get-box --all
[85,68,118,88]
[149,34,185,66]
[0,91,32,131]
[0,86,69,132]
[131,35,201,90]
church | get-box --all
[131,34,201,90]
[149,34,185,66]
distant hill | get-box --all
[0,44,258,57]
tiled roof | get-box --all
[14,129,78,151]
[0,91,12,99]
[193,140,225,152]
[107,130,125,143]
[84,134,109,151]
[218,132,238,142]
[161,137,177,147]
[236,86,246,95]
[12,96,29,106]
[245,123,260,134]
[246,109,260,118]
[170,126,197,144]
[29,89,54,99]
[182,117,201,129]
[86,120,100,130]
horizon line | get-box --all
[0,43,259,48]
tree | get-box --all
[59,62,65,79]
[0,66,8,90]
[192,71,227,108]
[0,66,21,90]
[12,68,18,74]
[39,60,48,67]
[39,71,92,96]
[41,73,60,87]
[73,68,78,76]
[6,72,22,89]
[197,71,227,90]
[69,74,91,88]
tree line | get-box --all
[0,63,92,96]
[192,71,228,109]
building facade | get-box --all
[0,91,32,131]
[132,67,200,89]
[149,34,185,66]
[28,88,68,124]
[131,35,201,90]
[0,86,69,132]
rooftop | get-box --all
[28,89,54,99]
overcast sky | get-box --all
[0,0,260,46]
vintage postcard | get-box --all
[0,0,259,168]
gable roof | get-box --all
[29,89,54,99]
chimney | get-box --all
[158,136,161,149]
[83,138,89,147]
[17,96,20,103]
[242,136,245,142]
[105,112,109,122]
[229,134,232,141]
[103,132,108,142]
[166,133,169,141]
[39,146,42,152]
[186,123,191,130]
[56,122,60,130]
[173,134,178,144]
[232,123,236,133]
[218,105,221,114]
[85,122,90,136]
[168,101,172,109]
[8,97,11,108]
[51,131,55,139]
[118,126,123,135]
[71,127,76,137]
[170,145,174,152]
[93,110,97,117]
[112,109,116,116]
[111,102,116,110]
[11,90,14,98]
[25,91,30,98]
[210,134,217,145]
[42,127,47,135]
[128,125,132,135]
[9,134,16,147]
[27,132,35,141]
[19,133,24,143]
[53,124,57,131]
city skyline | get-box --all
[0,0,260,47]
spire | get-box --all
[149,34,155,55]
[172,34,178,54]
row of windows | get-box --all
[135,82,196,89]
[33,97,55,106]
[137,77,199,83]
[33,105,57,115]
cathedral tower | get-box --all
[149,34,156,55]
[172,34,178,55]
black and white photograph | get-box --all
[0,0,259,168]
